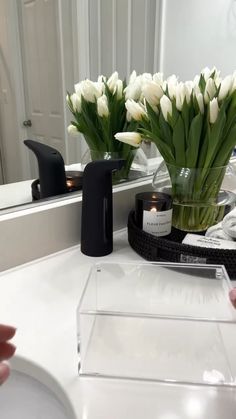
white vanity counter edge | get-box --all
[0,229,143,419]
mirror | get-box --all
[0,0,236,211]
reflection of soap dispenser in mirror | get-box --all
[81,159,124,256]
[24,139,67,199]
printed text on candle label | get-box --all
[143,209,172,236]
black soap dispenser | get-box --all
[81,159,124,257]
[24,140,67,199]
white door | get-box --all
[19,0,67,177]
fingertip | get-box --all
[229,288,236,308]
[0,362,10,385]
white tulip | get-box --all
[97,94,109,117]
[129,70,137,84]
[125,76,142,100]
[166,75,178,99]
[184,82,193,104]
[209,98,219,124]
[74,81,83,95]
[115,132,142,148]
[193,84,201,95]
[201,67,212,81]
[175,82,185,111]
[81,80,103,103]
[196,93,204,114]
[114,79,123,99]
[214,76,221,88]
[125,99,147,121]
[230,74,236,93]
[142,81,163,106]
[204,78,217,103]
[67,124,79,136]
[153,72,164,84]
[193,74,200,86]
[218,75,233,101]
[141,72,152,82]
[70,93,81,112]
[160,95,172,121]
[97,74,106,83]
[107,71,119,93]
[167,81,177,100]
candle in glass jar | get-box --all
[135,192,172,237]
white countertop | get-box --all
[1,229,236,418]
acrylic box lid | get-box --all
[77,262,236,386]
[78,261,236,322]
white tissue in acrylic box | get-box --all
[77,262,236,385]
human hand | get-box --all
[229,289,236,309]
[0,324,16,385]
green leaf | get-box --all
[185,114,203,167]
[172,114,185,166]
[138,128,175,163]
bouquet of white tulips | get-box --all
[67,71,142,181]
[115,68,236,231]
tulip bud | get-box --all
[115,132,142,148]
[125,99,147,121]
[175,83,185,111]
[107,71,119,93]
[129,70,137,84]
[74,82,83,95]
[193,75,200,87]
[81,80,103,103]
[209,98,219,124]
[218,75,233,101]
[204,78,217,103]
[114,79,123,99]
[70,93,81,113]
[153,72,164,84]
[125,76,142,100]
[196,93,204,114]
[141,73,152,82]
[97,75,106,83]
[68,124,79,136]
[201,67,212,81]
[142,81,163,107]
[160,95,172,121]
[97,94,109,117]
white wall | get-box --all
[82,0,161,80]
[161,0,236,79]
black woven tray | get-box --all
[128,210,236,279]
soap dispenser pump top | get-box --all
[24,139,67,198]
[81,159,124,257]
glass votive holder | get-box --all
[135,191,172,237]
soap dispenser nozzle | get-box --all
[81,159,124,256]
[24,139,67,199]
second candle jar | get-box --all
[135,192,173,237]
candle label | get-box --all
[143,209,172,236]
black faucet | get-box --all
[81,159,124,256]
[24,140,67,199]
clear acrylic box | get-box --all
[77,262,236,386]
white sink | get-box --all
[0,357,76,419]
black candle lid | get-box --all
[135,191,172,210]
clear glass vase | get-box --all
[152,161,236,232]
[81,148,147,183]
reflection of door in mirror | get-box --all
[0,0,76,185]
[19,0,66,179]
